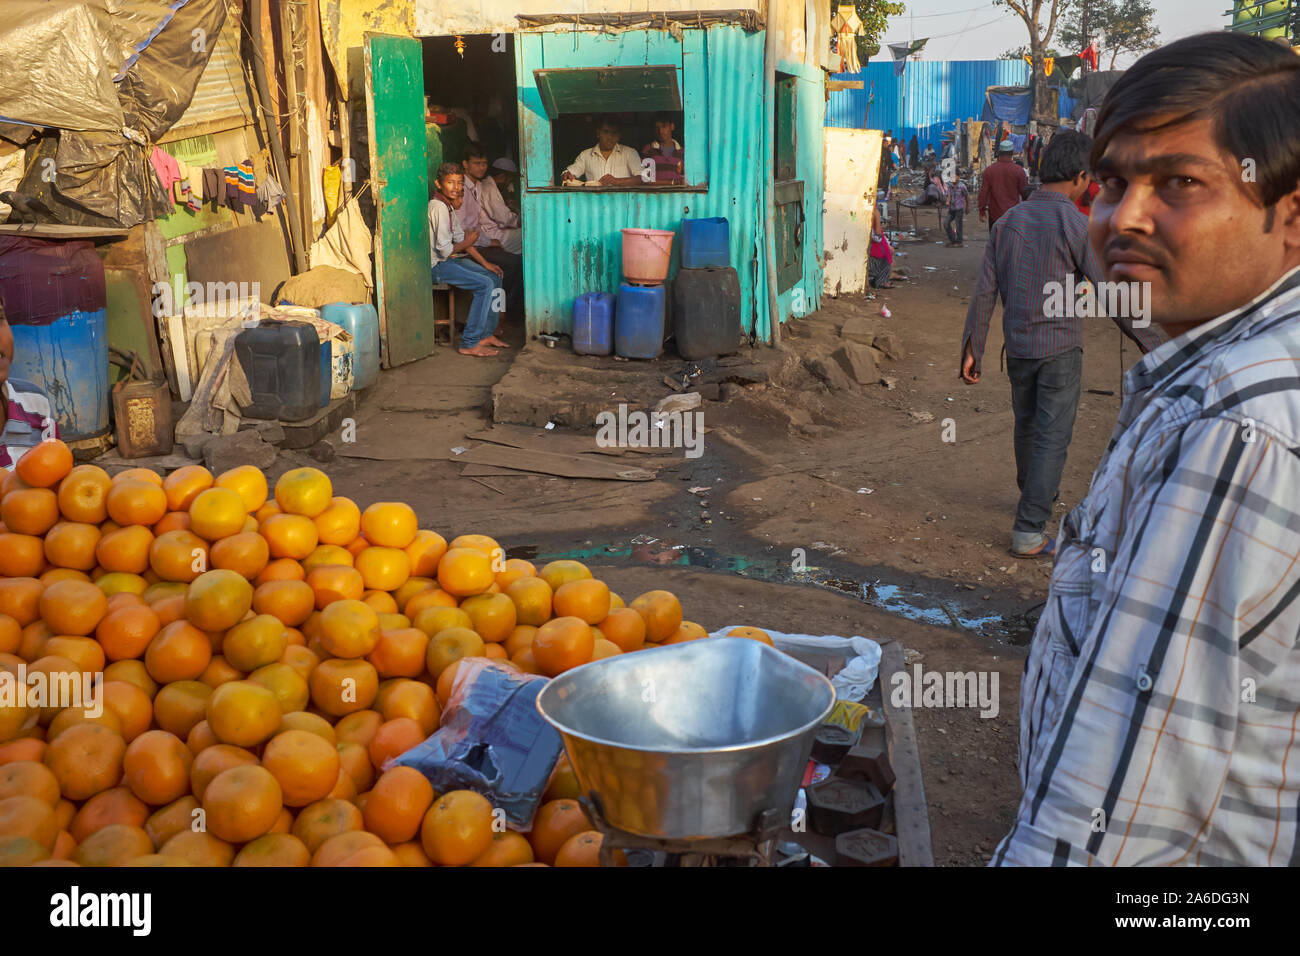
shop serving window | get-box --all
[531,66,704,190]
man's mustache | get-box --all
[1103,237,1168,271]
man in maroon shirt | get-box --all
[979,140,1031,227]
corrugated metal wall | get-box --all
[518,24,796,339]
[826,59,1029,147]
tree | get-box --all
[995,0,1065,124]
[1059,0,1160,69]
[829,1,907,62]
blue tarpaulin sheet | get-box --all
[981,88,1032,126]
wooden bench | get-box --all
[894,198,948,234]
[432,282,464,345]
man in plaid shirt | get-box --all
[994,32,1300,866]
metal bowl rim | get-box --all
[535,638,838,756]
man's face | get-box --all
[439,173,464,202]
[597,125,620,151]
[464,156,489,181]
[655,121,675,144]
[0,319,12,389]
[1090,117,1299,331]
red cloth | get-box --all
[979,159,1029,227]
[1075,180,1101,215]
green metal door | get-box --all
[365,33,434,367]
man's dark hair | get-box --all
[1039,129,1093,184]
[1092,32,1300,208]
[597,115,621,132]
[435,162,462,183]
[653,113,675,125]
[463,143,487,162]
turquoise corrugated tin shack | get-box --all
[513,11,826,342]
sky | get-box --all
[878,0,1233,66]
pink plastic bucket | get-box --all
[621,228,674,285]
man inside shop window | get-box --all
[561,116,645,186]
[0,302,59,471]
[641,113,684,185]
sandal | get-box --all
[1011,536,1055,559]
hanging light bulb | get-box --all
[454,35,466,58]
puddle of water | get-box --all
[515,539,1025,641]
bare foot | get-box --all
[482,335,511,348]
[458,344,500,357]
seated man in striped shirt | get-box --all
[0,308,58,471]
[960,129,1162,559]
[994,32,1300,866]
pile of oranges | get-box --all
[0,440,773,867]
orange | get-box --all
[411,604,472,639]
[335,710,384,747]
[0,738,47,767]
[232,832,311,867]
[591,638,621,660]
[367,717,424,771]
[437,657,487,709]
[482,641,508,661]
[189,744,258,802]
[0,614,17,656]
[209,531,270,580]
[278,711,334,743]
[93,524,152,574]
[261,513,319,560]
[279,644,320,684]
[391,840,433,866]
[459,592,517,643]
[274,467,333,517]
[0,533,44,577]
[506,576,553,627]
[254,502,281,523]
[149,529,209,583]
[556,830,622,867]
[39,579,108,636]
[420,789,495,866]
[311,829,397,867]
[437,548,494,597]
[337,741,374,793]
[0,834,53,866]
[292,797,363,853]
[198,653,244,686]
[394,576,436,610]
[106,480,168,527]
[45,703,122,742]
[368,627,430,679]
[184,569,253,631]
[528,798,591,865]
[70,823,154,866]
[158,829,234,866]
[44,723,126,801]
[504,625,537,658]
[186,720,218,754]
[609,592,625,609]
[543,754,580,802]
[305,565,365,608]
[261,729,341,807]
[144,794,200,849]
[189,487,249,542]
[214,465,268,513]
[101,660,157,700]
[360,502,418,549]
[69,786,148,843]
[122,730,192,806]
[100,680,153,742]
[362,589,399,614]
[252,579,315,626]
[376,679,440,734]
[206,680,281,747]
[249,663,309,713]
[15,439,73,489]
[726,625,774,646]
[1,487,59,536]
[494,558,536,591]
[0,578,43,627]
[161,464,214,512]
[151,511,191,536]
[450,533,501,557]
[57,466,113,523]
[425,627,485,678]
[309,658,378,717]
[630,590,683,643]
[355,546,409,591]
[318,599,381,659]
[405,530,448,577]
[363,766,434,843]
[511,646,540,674]
[43,635,105,673]
[664,620,708,644]
[203,764,283,843]
[112,467,163,486]
[42,522,101,572]
[221,614,287,672]
[40,567,90,587]
[344,535,369,558]
[145,620,212,683]
[470,830,534,867]
[532,616,595,677]
[0,760,60,806]
[302,544,354,571]
[553,578,611,625]
[255,558,306,586]
[597,607,646,652]
[313,496,361,545]
[538,559,592,592]
[151,681,211,739]
[0,794,58,849]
